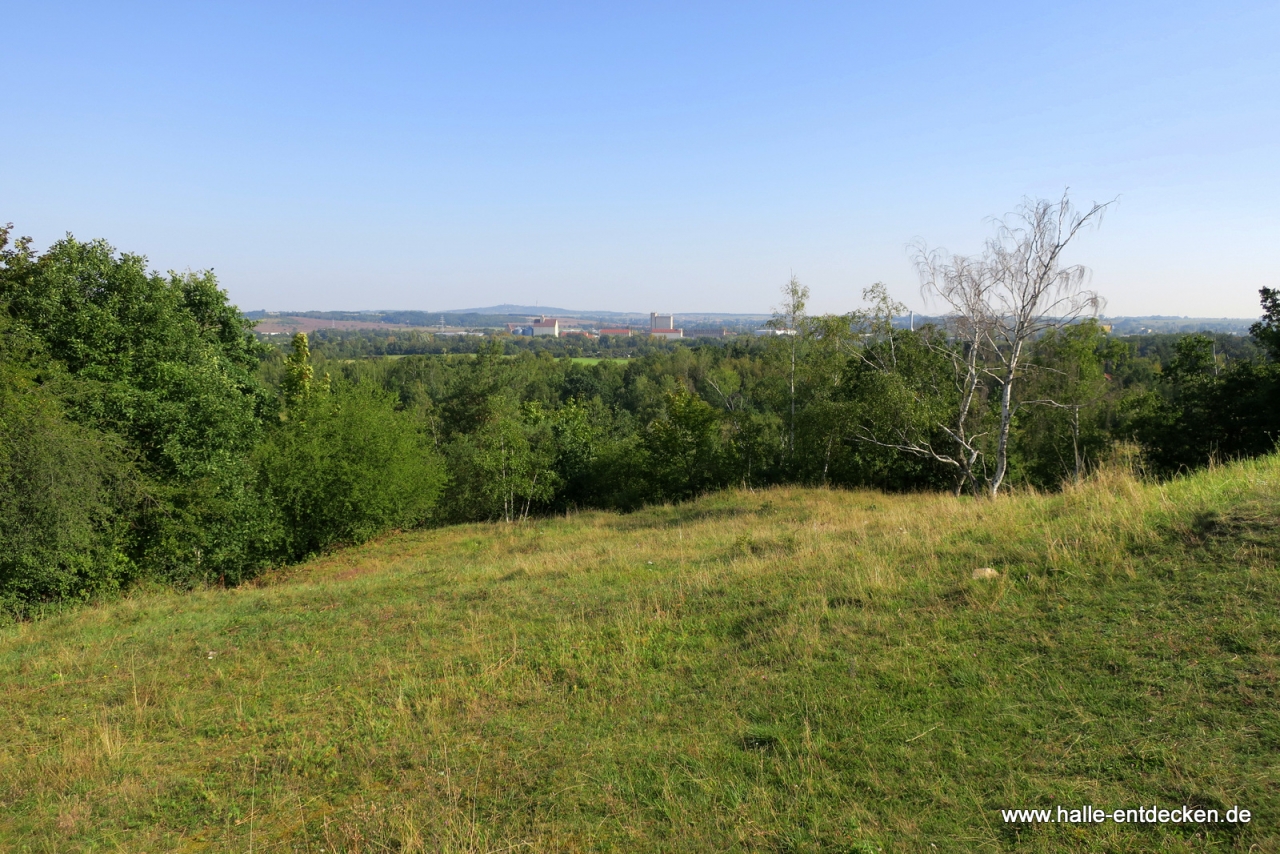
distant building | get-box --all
[506,322,533,335]
[599,327,632,337]
[649,312,682,339]
[531,316,560,337]
[685,327,733,338]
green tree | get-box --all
[838,285,974,493]
[1163,334,1219,381]
[543,397,602,510]
[841,322,965,493]
[258,381,446,558]
[440,338,512,435]
[644,387,726,501]
[0,228,276,585]
[1130,298,1280,475]
[444,398,559,522]
[0,315,136,612]
[281,332,315,408]
[1250,287,1280,361]
[1015,321,1124,486]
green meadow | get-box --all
[2,456,1277,852]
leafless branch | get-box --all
[912,190,1113,496]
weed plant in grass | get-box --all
[1,456,1277,851]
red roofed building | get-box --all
[531,317,560,337]
[649,311,683,339]
[599,327,632,336]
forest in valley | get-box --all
[2,214,1279,615]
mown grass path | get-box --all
[3,458,1278,851]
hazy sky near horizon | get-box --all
[3,2,1277,318]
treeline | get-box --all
[293,326,690,360]
[2,224,1278,614]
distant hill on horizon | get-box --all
[244,306,775,328]
[448,304,774,320]
[450,304,588,316]
[244,308,1258,335]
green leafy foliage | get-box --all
[1128,354,1280,475]
[1250,286,1280,361]
[0,319,135,612]
[443,398,560,523]
[258,381,446,559]
[4,221,1280,611]
[830,324,966,491]
[643,387,727,501]
[280,331,315,408]
[0,230,273,586]
[1014,321,1127,487]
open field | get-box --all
[252,316,430,335]
[2,457,1277,851]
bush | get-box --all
[642,388,729,501]
[441,398,561,523]
[0,355,135,612]
[259,381,446,560]
[0,230,275,586]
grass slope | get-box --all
[2,458,1278,852]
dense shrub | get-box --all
[258,381,446,560]
[0,331,135,612]
[0,230,275,585]
[642,388,729,501]
[1128,335,1280,475]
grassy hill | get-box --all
[2,457,1277,852]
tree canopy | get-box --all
[3,220,1277,613]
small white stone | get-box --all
[971,567,1000,580]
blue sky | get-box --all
[3,2,1276,317]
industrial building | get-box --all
[649,312,683,339]
[531,317,560,336]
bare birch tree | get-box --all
[908,253,995,494]
[979,192,1112,495]
[905,191,1111,496]
[769,275,808,460]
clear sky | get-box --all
[3,2,1277,318]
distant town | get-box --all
[245,305,1259,339]
[249,306,788,338]
[500,312,797,340]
